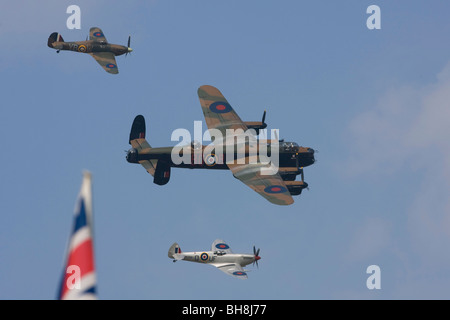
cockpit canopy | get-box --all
[191,140,202,150]
[280,141,299,151]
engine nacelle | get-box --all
[244,110,267,135]
[244,121,267,135]
[279,167,301,181]
[285,181,308,196]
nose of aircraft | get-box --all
[296,147,315,167]
[253,246,261,267]
[128,47,133,52]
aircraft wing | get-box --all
[230,163,294,205]
[212,263,248,279]
[88,52,118,74]
[211,239,233,254]
[89,27,108,42]
[197,85,248,138]
[197,85,294,205]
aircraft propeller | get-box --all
[126,35,132,56]
[253,246,261,268]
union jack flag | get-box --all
[57,171,97,300]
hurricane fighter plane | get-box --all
[47,27,132,74]
[168,239,261,279]
[126,85,315,205]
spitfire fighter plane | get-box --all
[47,27,132,74]
[126,85,315,205]
[168,239,261,279]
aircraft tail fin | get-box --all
[128,115,171,186]
[127,115,160,178]
[168,242,184,260]
[48,32,64,48]
[129,115,147,144]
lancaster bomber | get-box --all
[168,239,261,279]
[126,85,315,205]
[47,27,132,74]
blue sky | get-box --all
[1,0,450,299]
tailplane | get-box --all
[127,115,171,186]
[48,32,64,48]
[127,114,151,164]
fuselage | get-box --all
[127,140,314,194]
[180,251,258,267]
[126,141,315,170]
[50,40,131,56]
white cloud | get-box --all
[346,60,450,297]
[348,61,450,175]
[345,217,392,263]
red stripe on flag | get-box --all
[60,238,95,298]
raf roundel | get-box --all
[215,243,230,250]
[209,101,233,114]
[205,154,216,166]
[264,185,288,194]
[233,271,247,277]
[200,252,209,261]
[93,32,104,37]
[106,63,117,69]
